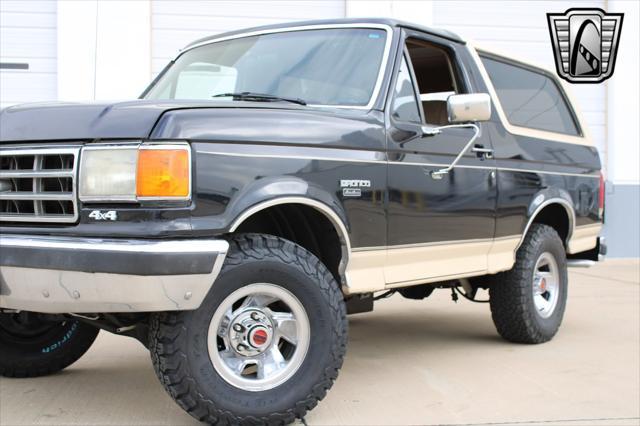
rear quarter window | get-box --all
[480,55,580,136]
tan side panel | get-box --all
[345,239,522,294]
[487,236,520,273]
[568,224,602,254]
[344,249,387,294]
[384,240,490,286]
[344,224,598,295]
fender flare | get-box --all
[229,196,351,253]
[225,179,352,287]
[516,188,576,250]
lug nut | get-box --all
[237,344,246,352]
[233,324,244,332]
[250,312,260,321]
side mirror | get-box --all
[447,93,491,123]
[419,93,492,179]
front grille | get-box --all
[0,146,80,223]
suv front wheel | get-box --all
[149,234,348,425]
[489,224,568,343]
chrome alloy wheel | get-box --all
[532,252,560,319]
[207,283,311,391]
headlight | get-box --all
[79,146,138,201]
[79,143,191,202]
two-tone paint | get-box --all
[0,18,602,297]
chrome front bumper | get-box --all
[0,234,228,313]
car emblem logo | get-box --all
[547,8,623,83]
[340,179,370,198]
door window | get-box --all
[405,38,463,126]
[391,55,421,123]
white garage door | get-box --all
[0,0,57,109]
[433,0,607,160]
[151,0,346,76]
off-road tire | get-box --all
[489,224,568,344]
[149,233,348,425]
[0,316,99,378]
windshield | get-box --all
[143,27,389,107]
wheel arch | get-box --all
[228,196,352,289]
[517,192,576,250]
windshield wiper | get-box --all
[212,92,307,106]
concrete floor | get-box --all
[1,260,638,426]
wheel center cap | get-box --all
[227,309,274,356]
[539,278,547,292]
[250,327,269,347]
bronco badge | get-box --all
[340,179,370,197]
[547,8,623,84]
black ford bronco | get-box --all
[0,19,605,425]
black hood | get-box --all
[0,100,310,143]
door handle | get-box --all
[472,144,493,159]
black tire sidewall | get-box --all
[0,319,99,376]
[524,230,568,335]
[180,256,341,417]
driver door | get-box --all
[385,32,498,286]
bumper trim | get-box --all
[1,235,222,275]
[0,235,229,313]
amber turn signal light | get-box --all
[136,148,190,198]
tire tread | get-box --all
[489,224,566,344]
[149,233,347,425]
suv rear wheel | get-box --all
[149,234,347,425]
[489,224,568,343]
[0,313,99,377]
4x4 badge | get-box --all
[547,8,623,83]
[88,210,118,221]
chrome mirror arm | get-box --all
[421,126,442,137]
[426,123,481,180]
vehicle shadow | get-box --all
[348,299,505,347]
